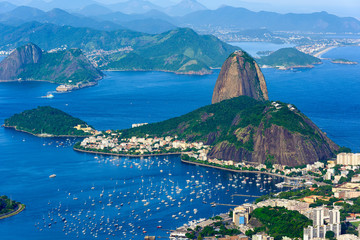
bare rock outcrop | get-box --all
[212,50,268,104]
[0,43,42,80]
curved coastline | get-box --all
[73,147,183,158]
[2,125,90,138]
[180,159,300,180]
[0,204,26,220]
[74,147,299,180]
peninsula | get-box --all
[74,50,338,167]
[3,106,94,137]
[0,43,103,91]
[0,195,25,220]
[258,48,322,70]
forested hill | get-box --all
[0,23,238,74]
[4,106,93,137]
[120,96,338,167]
[257,48,322,69]
[0,43,103,85]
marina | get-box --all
[31,152,286,239]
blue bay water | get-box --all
[0,45,359,239]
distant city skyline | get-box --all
[8,0,360,19]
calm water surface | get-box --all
[0,45,359,239]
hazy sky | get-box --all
[12,0,360,18]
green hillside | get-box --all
[248,207,312,240]
[121,96,319,145]
[258,48,321,68]
[98,28,238,74]
[0,196,20,215]
[18,48,103,85]
[119,96,338,166]
[4,106,92,137]
[0,23,238,74]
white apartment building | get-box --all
[337,153,360,165]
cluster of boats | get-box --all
[35,154,285,239]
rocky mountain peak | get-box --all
[0,43,42,80]
[212,50,268,104]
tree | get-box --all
[325,231,335,240]
[245,230,255,237]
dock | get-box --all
[210,202,239,207]
[231,194,261,198]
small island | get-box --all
[3,106,94,137]
[258,48,322,70]
[0,195,25,220]
[331,58,358,65]
[0,43,103,92]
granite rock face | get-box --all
[207,116,338,167]
[212,50,268,104]
[0,43,42,80]
[0,43,103,86]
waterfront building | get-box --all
[337,153,360,165]
[233,206,250,226]
[169,231,187,240]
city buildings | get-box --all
[303,207,341,240]
[333,182,360,199]
[337,153,360,166]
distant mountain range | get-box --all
[0,5,177,34]
[178,6,360,33]
[165,0,207,16]
[7,0,208,16]
[0,6,124,31]
[0,2,359,34]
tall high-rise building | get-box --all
[313,208,324,226]
[329,209,341,225]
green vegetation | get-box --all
[0,23,238,74]
[185,219,241,239]
[4,106,92,137]
[332,59,358,64]
[335,197,360,220]
[265,103,321,142]
[18,48,103,85]
[121,96,329,153]
[325,231,335,240]
[99,28,237,74]
[248,207,312,240]
[337,146,352,153]
[0,196,20,215]
[258,48,321,68]
[255,185,333,203]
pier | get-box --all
[210,202,240,207]
[231,194,261,198]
